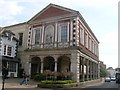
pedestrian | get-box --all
[2,66,8,79]
[20,71,28,85]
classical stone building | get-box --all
[2,4,100,82]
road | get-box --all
[62,81,120,90]
[3,78,120,90]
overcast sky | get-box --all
[0,0,118,69]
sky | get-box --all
[0,0,118,69]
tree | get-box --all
[100,67,109,77]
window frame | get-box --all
[80,27,84,45]
[18,33,23,46]
[58,22,69,42]
[7,46,12,56]
[34,29,41,45]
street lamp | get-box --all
[2,67,8,90]
[2,75,5,90]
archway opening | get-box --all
[43,56,55,71]
[57,56,71,72]
[31,57,41,77]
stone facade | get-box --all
[2,4,100,82]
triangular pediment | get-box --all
[29,4,78,22]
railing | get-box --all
[29,42,71,50]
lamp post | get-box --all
[2,67,8,90]
[2,75,5,90]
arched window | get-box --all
[45,25,54,43]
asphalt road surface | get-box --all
[62,81,120,90]
[3,78,120,90]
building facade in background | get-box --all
[107,67,117,77]
[0,29,19,77]
[2,4,100,82]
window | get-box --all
[7,46,12,56]
[35,29,40,44]
[88,37,91,50]
[45,25,54,43]
[8,34,12,41]
[4,45,6,55]
[91,40,93,52]
[8,62,16,72]
[85,32,88,48]
[96,45,98,56]
[80,28,84,45]
[61,25,68,42]
[94,43,96,54]
[18,33,23,46]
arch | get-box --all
[31,57,41,77]
[57,56,71,72]
[44,25,54,43]
[43,56,55,71]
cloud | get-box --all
[0,0,23,26]
[99,30,118,68]
[100,54,118,69]
[100,30,118,54]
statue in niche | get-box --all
[46,34,52,43]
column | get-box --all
[90,61,92,80]
[54,22,58,47]
[96,63,98,79]
[79,57,81,81]
[82,57,85,82]
[71,53,80,82]
[54,56,58,72]
[98,62,100,78]
[28,62,31,76]
[40,57,44,73]
[93,62,95,79]
[86,59,89,80]
[37,62,40,73]
[92,62,94,79]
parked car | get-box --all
[116,72,120,83]
[105,77,111,82]
[110,77,116,81]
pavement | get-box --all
[4,78,38,88]
[1,78,104,90]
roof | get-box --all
[3,22,26,28]
[28,3,78,22]
[2,56,19,62]
[2,3,99,43]
[0,30,19,41]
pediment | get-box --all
[29,4,77,22]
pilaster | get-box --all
[70,19,73,46]
[41,25,44,48]
[54,22,58,47]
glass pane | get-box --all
[35,29,40,44]
[61,25,67,42]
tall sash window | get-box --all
[35,29,40,44]
[61,25,68,42]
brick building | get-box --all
[2,4,100,82]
